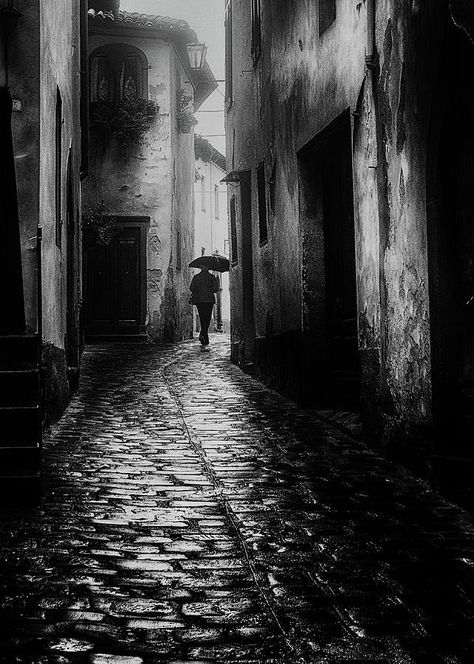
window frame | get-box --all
[214,183,220,220]
[176,228,182,270]
[90,43,149,103]
[55,87,63,248]
[230,195,238,266]
[200,176,206,212]
[257,162,268,245]
[251,0,262,65]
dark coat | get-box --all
[190,271,219,304]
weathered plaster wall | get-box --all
[6,1,41,332]
[226,0,254,364]
[167,51,194,342]
[40,0,82,349]
[369,0,447,450]
[39,0,83,419]
[85,33,194,342]
[228,0,453,454]
[228,0,366,391]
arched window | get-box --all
[90,44,148,102]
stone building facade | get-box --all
[0,0,86,489]
[225,0,474,470]
[84,4,216,342]
[193,136,230,334]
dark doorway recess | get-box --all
[299,110,359,408]
[240,171,256,368]
[85,217,148,338]
[427,24,474,467]
[65,150,79,388]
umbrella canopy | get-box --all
[189,255,230,273]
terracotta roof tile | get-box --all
[88,9,197,39]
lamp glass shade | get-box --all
[186,43,207,70]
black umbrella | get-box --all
[189,255,230,272]
[0,86,25,333]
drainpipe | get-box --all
[366,0,376,70]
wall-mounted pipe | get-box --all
[366,0,376,69]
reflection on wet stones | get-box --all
[0,337,473,663]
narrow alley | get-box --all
[0,337,473,664]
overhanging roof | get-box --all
[88,9,217,109]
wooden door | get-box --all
[86,222,146,336]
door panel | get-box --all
[86,223,145,336]
[117,232,140,329]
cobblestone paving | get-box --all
[1,335,474,663]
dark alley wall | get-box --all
[226,0,473,462]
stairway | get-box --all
[0,334,42,501]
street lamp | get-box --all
[186,42,207,70]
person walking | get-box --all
[189,264,219,346]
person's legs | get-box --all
[196,303,214,344]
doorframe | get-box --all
[298,109,359,406]
[85,215,149,337]
[113,216,149,335]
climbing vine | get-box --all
[82,200,117,247]
[177,90,197,134]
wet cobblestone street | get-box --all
[1,336,474,663]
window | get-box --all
[251,0,262,63]
[230,195,238,265]
[257,162,267,244]
[214,184,220,219]
[176,230,182,270]
[225,1,233,103]
[319,0,336,36]
[90,44,148,102]
[201,176,206,212]
[269,159,277,215]
[55,87,63,247]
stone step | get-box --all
[0,334,39,370]
[0,405,41,446]
[0,369,40,406]
[0,445,40,474]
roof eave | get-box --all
[191,60,218,110]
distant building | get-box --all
[0,0,87,491]
[84,2,216,342]
[193,135,230,334]
[225,0,474,477]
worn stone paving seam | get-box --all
[158,367,304,664]
[159,353,371,653]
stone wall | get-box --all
[227,0,459,459]
[5,1,41,332]
[4,0,83,422]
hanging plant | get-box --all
[90,98,159,146]
[82,200,117,247]
[177,91,197,134]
